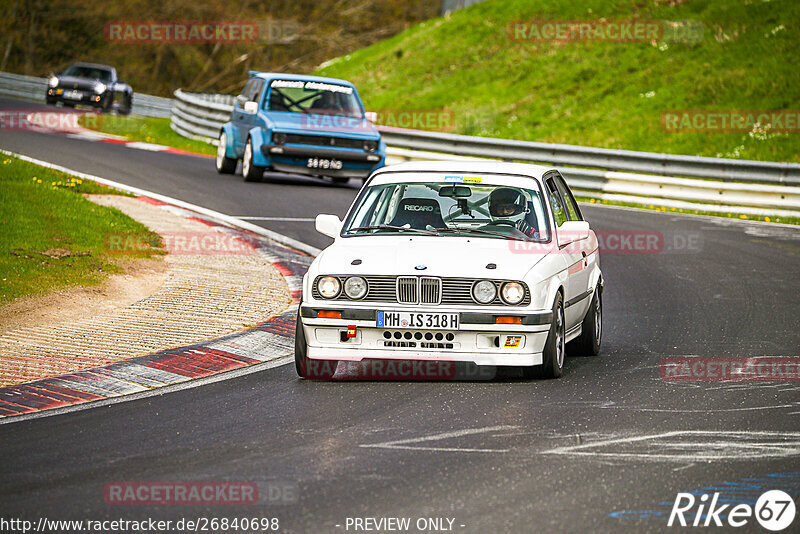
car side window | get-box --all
[236,80,254,108]
[546,178,567,227]
[249,80,264,105]
[554,175,582,221]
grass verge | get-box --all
[0,155,164,305]
[80,114,216,156]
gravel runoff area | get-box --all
[0,194,292,387]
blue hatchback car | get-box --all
[215,72,386,183]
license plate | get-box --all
[64,90,83,100]
[307,157,343,170]
[377,311,459,330]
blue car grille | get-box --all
[283,133,364,150]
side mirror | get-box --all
[243,101,258,114]
[315,214,343,238]
[557,220,590,248]
[364,111,378,123]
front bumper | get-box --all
[46,88,107,107]
[262,144,384,178]
[299,305,552,366]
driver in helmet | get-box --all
[487,187,538,238]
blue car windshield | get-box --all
[267,80,363,118]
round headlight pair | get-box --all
[317,276,368,299]
[472,280,525,305]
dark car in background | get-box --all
[46,62,133,115]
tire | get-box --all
[523,292,565,379]
[294,310,338,380]
[101,93,113,113]
[242,138,264,182]
[569,286,602,356]
[215,131,237,174]
[119,94,132,115]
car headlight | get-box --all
[472,280,497,304]
[343,276,368,299]
[272,132,287,144]
[94,82,106,94]
[48,76,59,88]
[501,282,525,305]
[363,140,378,152]
[317,276,341,299]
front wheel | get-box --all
[295,310,338,380]
[523,293,565,379]
[215,131,237,174]
[242,138,264,182]
[119,93,132,115]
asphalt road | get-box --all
[1,98,800,533]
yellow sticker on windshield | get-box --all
[463,176,482,183]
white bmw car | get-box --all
[296,161,603,380]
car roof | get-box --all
[69,62,114,71]
[371,160,557,181]
[249,71,356,89]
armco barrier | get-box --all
[0,71,173,118]
[168,89,800,216]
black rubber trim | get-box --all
[300,306,376,321]
[459,312,552,326]
[263,145,373,161]
[565,289,593,308]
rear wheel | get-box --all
[295,310,338,380]
[569,285,602,356]
[242,138,264,182]
[215,131,237,174]
[523,293,565,379]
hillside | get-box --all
[315,0,800,162]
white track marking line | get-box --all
[234,217,316,222]
[360,425,518,453]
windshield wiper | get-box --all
[435,227,530,241]
[347,225,439,236]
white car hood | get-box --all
[315,236,552,280]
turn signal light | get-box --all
[495,316,522,324]
[317,310,342,319]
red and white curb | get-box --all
[0,151,316,422]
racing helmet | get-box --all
[488,187,526,218]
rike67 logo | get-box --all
[668,490,796,531]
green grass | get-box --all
[0,155,163,305]
[80,115,216,157]
[575,196,799,226]
[315,0,800,162]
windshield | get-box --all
[342,179,551,242]
[266,80,363,118]
[63,65,112,82]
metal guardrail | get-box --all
[0,71,173,118]
[168,89,800,216]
